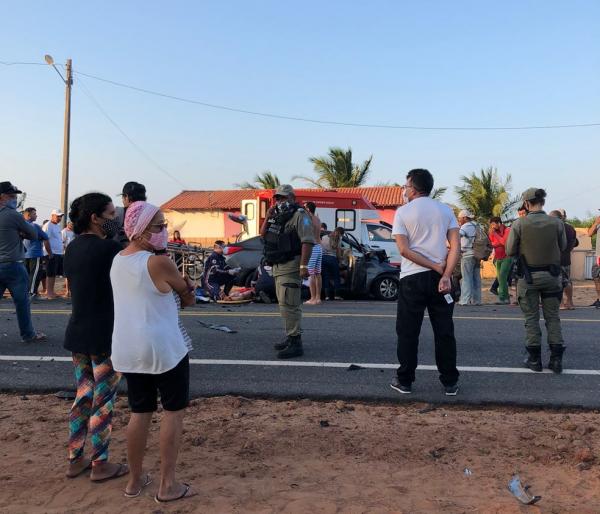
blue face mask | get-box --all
[5,198,17,209]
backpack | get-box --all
[472,223,493,261]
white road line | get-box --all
[1,355,599,376]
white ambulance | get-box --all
[236,189,400,266]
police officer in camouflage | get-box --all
[506,188,567,373]
[260,185,315,358]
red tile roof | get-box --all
[161,186,404,211]
[161,190,257,210]
[333,187,404,208]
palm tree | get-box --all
[454,167,519,224]
[431,187,447,200]
[236,171,281,190]
[294,147,372,188]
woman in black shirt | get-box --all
[63,193,130,484]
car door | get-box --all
[364,223,400,266]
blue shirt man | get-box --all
[24,219,49,258]
[22,207,51,296]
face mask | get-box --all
[101,218,120,239]
[5,199,17,209]
[402,190,410,204]
[148,227,168,250]
[276,201,291,213]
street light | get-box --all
[45,54,72,226]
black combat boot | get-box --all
[548,345,565,374]
[277,335,303,359]
[274,336,291,351]
[524,346,542,372]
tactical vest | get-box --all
[263,205,302,265]
[519,212,562,268]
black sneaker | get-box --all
[390,379,412,394]
[444,384,459,396]
[591,299,600,308]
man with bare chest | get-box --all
[304,202,323,305]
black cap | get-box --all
[0,181,22,194]
[119,181,146,199]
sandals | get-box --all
[22,332,47,343]
[154,483,194,503]
[65,458,91,479]
[124,474,153,498]
[90,462,129,483]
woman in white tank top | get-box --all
[110,201,196,503]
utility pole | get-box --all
[60,59,73,226]
[45,55,72,226]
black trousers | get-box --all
[396,270,459,387]
[24,257,44,295]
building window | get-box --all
[335,209,356,231]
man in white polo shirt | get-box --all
[43,209,64,299]
[391,169,461,395]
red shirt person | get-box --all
[489,217,511,303]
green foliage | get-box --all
[566,216,595,228]
[454,167,519,225]
[294,147,373,188]
[431,187,447,200]
[237,171,281,190]
[567,216,597,247]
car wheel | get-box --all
[372,276,399,301]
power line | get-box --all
[0,60,48,66]
[74,69,600,131]
[76,77,188,189]
[3,60,600,131]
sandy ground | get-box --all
[0,394,599,513]
[479,279,597,307]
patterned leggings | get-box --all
[68,353,120,463]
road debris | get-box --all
[197,320,237,333]
[508,474,541,505]
[347,364,364,371]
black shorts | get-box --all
[123,355,189,413]
[46,254,64,278]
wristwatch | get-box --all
[300,265,308,269]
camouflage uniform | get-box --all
[272,209,315,338]
[506,206,567,371]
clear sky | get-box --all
[2,0,599,220]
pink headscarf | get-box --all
[124,201,159,240]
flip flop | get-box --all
[154,483,194,503]
[90,462,129,483]
[124,474,153,498]
[65,458,92,479]
[22,332,47,343]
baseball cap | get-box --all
[119,181,146,198]
[521,188,540,202]
[458,210,474,219]
[51,209,64,217]
[0,181,22,194]
[274,184,295,198]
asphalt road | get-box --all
[1,297,599,408]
